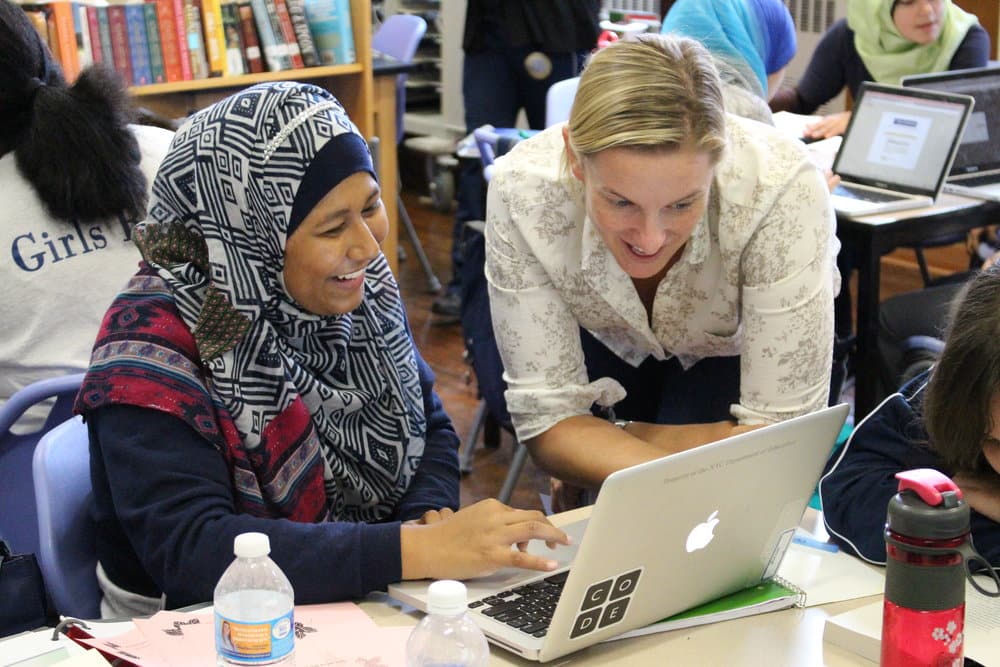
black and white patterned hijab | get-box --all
[134,82,426,521]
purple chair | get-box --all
[0,373,84,556]
[33,416,101,619]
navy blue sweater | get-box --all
[784,19,989,115]
[819,371,1000,565]
[88,350,460,609]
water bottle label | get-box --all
[216,609,294,663]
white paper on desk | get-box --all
[824,580,1000,665]
[776,539,884,606]
[772,111,822,138]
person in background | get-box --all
[430,0,600,319]
[660,0,797,123]
[820,265,1000,566]
[876,229,1000,398]
[0,0,173,424]
[769,0,989,139]
[486,35,839,510]
[78,82,569,618]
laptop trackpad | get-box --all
[462,519,587,602]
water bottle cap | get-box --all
[427,580,468,616]
[887,489,969,540]
[233,532,271,558]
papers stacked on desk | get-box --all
[825,580,1000,665]
[72,603,411,667]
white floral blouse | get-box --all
[485,114,841,442]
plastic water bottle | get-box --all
[881,469,983,667]
[214,532,295,666]
[405,580,489,667]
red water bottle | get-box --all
[882,469,971,666]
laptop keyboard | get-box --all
[833,183,905,203]
[468,571,570,638]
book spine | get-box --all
[85,4,104,64]
[283,0,316,68]
[96,5,115,68]
[142,1,165,82]
[183,0,209,79]
[199,0,227,76]
[248,0,286,71]
[106,4,133,85]
[51,1,81,80]
[124,2,151,85]
[219,0,246,75]
[303,0,353,66]
[74,3,93,69]
[236,1,264,73]
[169,0,192,79]
[270,0,303,68]
[154,0,183,81]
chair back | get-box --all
[372,14,427,141]
[32,416,100,619]
[473,126,498,183]
[545,76,580,128]
[0,373,85,555]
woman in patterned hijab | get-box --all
[77,82,568,617]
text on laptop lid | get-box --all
[901,66,1000,176]
[832,82,974,196]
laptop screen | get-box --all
[902,67,1000,175]
[833,84,972,195]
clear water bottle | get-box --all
[406,580,489,667]
[880,469,1000,666]
[214,532,295,667]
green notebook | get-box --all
[607,578,804,642]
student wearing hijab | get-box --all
[0,0,173,425]
[660,0,797,109]
[78,82,569,618]
[770,0,988,139]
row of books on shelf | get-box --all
[15,0,356,88]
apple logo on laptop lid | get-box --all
[686,510,720,553]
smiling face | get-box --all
[892,0,944,45]
[282,171,387,316]
[563,127,715,280]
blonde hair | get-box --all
[566,34,727,163]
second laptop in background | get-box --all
[829,82,974,217]
[902,65,1000,202]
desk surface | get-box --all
[366,508,879,666]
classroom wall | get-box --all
[956,0,999,59]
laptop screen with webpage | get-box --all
[833,83,973,196]
[901,67,1000,176]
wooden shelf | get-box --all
[131,64,365,98]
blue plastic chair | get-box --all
[33,416,101,619]
[0,373,85,556]
[544,76,580,128]
[371,14,441,292]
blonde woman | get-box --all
[485,34,840,507]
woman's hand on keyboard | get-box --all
[400,499,571,580]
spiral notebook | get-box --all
[390,404,850,662]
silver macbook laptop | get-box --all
[389,404,850,662]
[830,82,973,217]
[902,66,1000,202]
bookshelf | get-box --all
[130,0,375,138]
